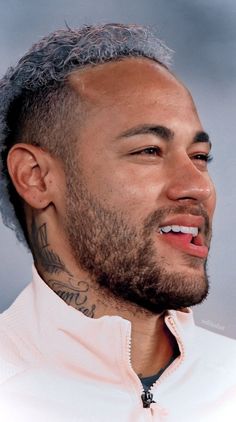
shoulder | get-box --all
[195,325,236,351]
[0,316,27,384]
[0,283,40,385]
[194,325,236,378]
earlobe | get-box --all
[7,143,53,209]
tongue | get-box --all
[162,232,193,245]
[160,231,207,258]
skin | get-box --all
[7,58,216,378]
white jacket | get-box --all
[0,266,236,421]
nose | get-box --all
[166,155,214,204]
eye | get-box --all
[191,153,213,170]
[130,146,162,156]
[193,153,213,163]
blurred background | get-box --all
[0,0,235,338]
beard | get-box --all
[64,170,211,315]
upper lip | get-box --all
[159,215,205,233]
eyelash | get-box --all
[193,153,213,163]
[130,147,213,163]
[130,146,161,156]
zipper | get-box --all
[126,313,185,410]
[141,390,156,408]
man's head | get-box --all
[0,24,216,314]
[0,23,171,245]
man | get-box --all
[0,23,235,421]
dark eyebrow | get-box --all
[117,125,174,141]
[116,124,212,147]
[193,131,212,148]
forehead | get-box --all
[70,58,191,103]
[68,58,201,133]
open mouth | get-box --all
[158,224,208,258]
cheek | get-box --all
[87,164,166,220]
[78,144,166,219]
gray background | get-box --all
[0,0,235,339]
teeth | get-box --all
[159,225,198,237]
[160,225,172,233]
[172,225,181,232]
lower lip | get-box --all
[158,233,208,258]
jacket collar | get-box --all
[4,266,198,380]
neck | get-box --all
[30,214,179,377]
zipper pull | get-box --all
[141,391,156,408]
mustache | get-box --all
[143,205,211,238]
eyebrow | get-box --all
[117,124,174,141]
[193,131,212,147]
[116,124,212,147]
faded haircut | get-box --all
[0,23,172,247]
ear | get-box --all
[7,143,59,209]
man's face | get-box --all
[64,58,216,314]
